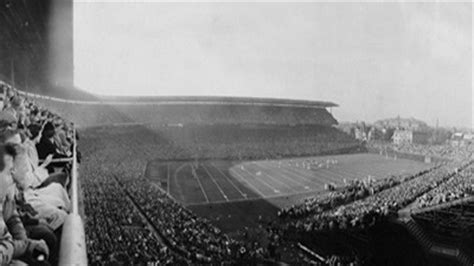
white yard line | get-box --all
[210,162,248,199]
[172,163,188,202]
[240,167,283,194]
[186,187,326,206]
[277,166,326,186]
[255,162,311,189]
[248,164,299,193]
[201,165,229,202]
[229,168,267,198]
[190,164,210,203]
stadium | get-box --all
[0,1,473,266]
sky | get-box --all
[73,2,472,128]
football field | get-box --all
[146,153,432,206]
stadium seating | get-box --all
[275,141,473,261]
[278,168,433,219]
[74,102,359,264]
[3,79,473,265]
[0,81,83,265]
[414,165,474,209]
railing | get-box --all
[58,128,88,265]
[1,81,88,264]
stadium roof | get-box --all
[95,95,338,109]
[11,82,338,108]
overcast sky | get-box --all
[73,2,472,128]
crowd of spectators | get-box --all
[371,142,474,162]
[280,158,472,234]
[277,168,431,219]
[76,111,367,264]
[75,114,371,264]
[79,124,359,163]
[370,142,474,209]
[82,166,185,265]
[414,164,474,209]
[124,178,270,263]
[268,137,474,264]
[0,81,76,265]
[77,107,474,264]
[19,78,474,265]
[80,126,286,264]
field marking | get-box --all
[201,165,229,202]
[186,186,326,206]
[172,163,188,202]
[210,162,249,199]
[190,164,210,203]
[249,163,300,193]
[254,162,308,188]
[229,168,267,198]
[256,162,319,189]
[239,166,282,194]
[244,167,291,193]
[258,170,298,193]
[275,165,326,187]
[268,160,385,186]
[177,154,433,205]
[275,162,341,185]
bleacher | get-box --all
[0,81,86,265]
[3,76,472,265]
[0,80,356,265]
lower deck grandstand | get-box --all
[74,102,473,265]
[79,117,474,265]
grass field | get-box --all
[146,153,431,207]
[144,153,433,237]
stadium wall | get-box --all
[0,0,73,90]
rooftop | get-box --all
[94,95,338,109]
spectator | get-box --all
[36,122,70,173]
[0,144,50,265]
[0,129,71,231]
